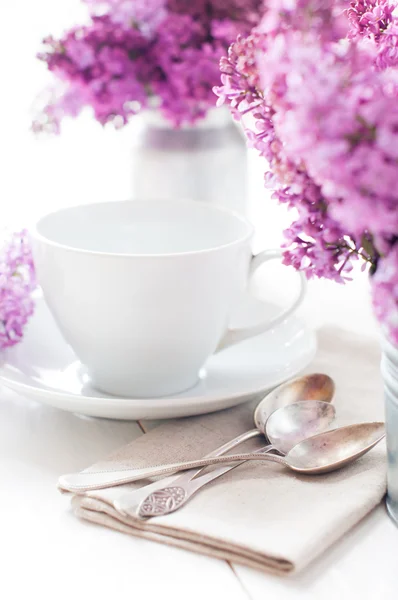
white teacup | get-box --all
[32,199,306,398]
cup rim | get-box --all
[31,199,254,259]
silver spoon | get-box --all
[58,373,335,493]
[61,396,336,494]
[253,372,335,432]
[60,422,385,490]
[116,400,336,518]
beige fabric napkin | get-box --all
[68,328,386,575]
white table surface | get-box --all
[1,2,398,598]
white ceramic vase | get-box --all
[130,107,248,215]
[380,333,398,525]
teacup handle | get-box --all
[217,249,307,352]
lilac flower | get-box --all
[35,1,265,131]
[0,231,37,349]
[347,0,395,39]
[376,21,398,67]
[35,17,151,131]
[216,0,398,341]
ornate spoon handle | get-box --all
[59,450,286,492]
[114,429,266,516]
[133,445,275,518]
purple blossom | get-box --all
[216,0,398,341]
[347,0,395,39]
[35,17,151,131]
[83,0,168,34]
[0,231,37,350]
[34,1,265,131]
[376,21,398,67]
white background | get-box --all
[1,2,397,599]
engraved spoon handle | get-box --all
[59,451,287,492]
[114,429,265,514]
[134,445,275,518]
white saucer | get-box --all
[0,297,316,420]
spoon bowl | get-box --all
[254,373,335,433]
[266,400,336,455]
[285,422,385,474]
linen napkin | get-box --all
[66,327,386,575]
